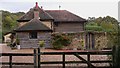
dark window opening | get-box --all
[54,22,58,27]
[29,32,37,39]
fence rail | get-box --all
[0,49,113,68]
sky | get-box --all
[0,0,119,20]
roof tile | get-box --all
[15,18,52,31]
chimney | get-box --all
[34,2,40,19]
[35,2,38,8]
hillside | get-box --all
[1,10,25,35]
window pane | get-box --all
[29,32,37,39]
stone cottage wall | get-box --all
[17,32,52,48]
[94,33,108,50]
[54,33,86,50]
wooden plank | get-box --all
[1,60,112,65]
[40,51,112,55]
[0,50,112,56]
[34,49,37,68]
[1,62,33,65]
[87,53,91,68]
[112,46,116,68]
[1,53,33,56]
[9,55,12,68]
[63,53,65,68]
[90,60,112,63]
[38,48,40,68]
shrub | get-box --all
[52,34,71,49]
[85,25,103,31]
[39,40,45,47]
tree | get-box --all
[1,10,24,33]
[85,16,118,47]
[1,10,25,42]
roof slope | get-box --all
[17,7,53,21]
[15,18,52,31]
[45,10,86,22]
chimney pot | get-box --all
[41,6,43,9]
[36,2,38,8]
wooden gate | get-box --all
[34,48,112,68]
[1,48,113,68]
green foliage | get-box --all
[85,22,103,31]
[1,10,25,35]
[0,10,24,42]
[52,34,71,49]
[86,16,118,48]
[86,16,118,32]
[39,40,45,47]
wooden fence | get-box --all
[1,48,113,68]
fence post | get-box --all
[34,49,37,68]
[112,45,116,68]
[9,55,12,68]
[117,46,120,68]
[87,53,91,68]
[62,52,65,68]
[38,48,40,68]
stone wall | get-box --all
[94,33,108,50]
[17,32,52,48]
[62,32,108,50]
[55,33,86,50]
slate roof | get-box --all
[45,10,86,22]
[17,7,86,22]
[15,18,52,32]
[17,7,53,22]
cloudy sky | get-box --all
[0,0,119,20]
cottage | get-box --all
[15,2,87,48]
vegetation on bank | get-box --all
[1,10,25,35]
[85,16,119,48]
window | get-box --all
[54,22,58,27]
[29,32,37,39]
